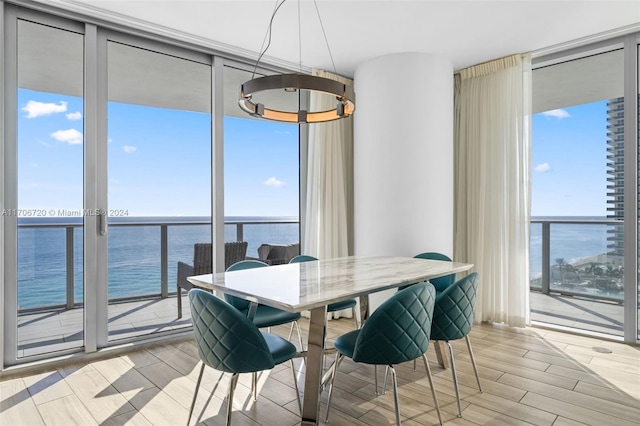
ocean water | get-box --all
[16,216,620,309]
[529,217,616,278]
[529,216,626,300]
[16,216,299,309]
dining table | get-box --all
[188,255,474,425]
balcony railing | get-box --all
[18,217,624,314]
[16,218,299,314]
[530,218,624,303]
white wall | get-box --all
[353,52,454,309]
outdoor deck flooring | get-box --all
[15,291,628,358]
[530,292,625,337]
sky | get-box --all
[18,89,613,219]
[531,100,610,217]
[17,89,300,218]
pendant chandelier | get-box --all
[238,0,355,124]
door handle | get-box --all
[99,209,107,236]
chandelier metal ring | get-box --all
[239,73,355,124]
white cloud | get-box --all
[263,176,285,187]
[123,145,137,153]
[50,129,83,145]
[22,100,67,118]
[541,109,570,119]
[66,111,82,120]
[535,163,551,172]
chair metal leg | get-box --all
[252,371,258,401]
[287,321,304,352]
[289,359,302,415]
[186,362,205,426]
[382,365,389,395]
[226,373,240,426]
[465,335,483,392]
[389,366,402,426]
[374,365,380,395]
[323,314,329,370]
[324,352,342,423]
[294,320,304,351]
[422,354,443,426]
[446,341,462,417]
[352,306,361,329]
[413,359,417,371]
[177,287,183,319]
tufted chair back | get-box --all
[352,282,435,365]
[223,260,269,311]
[413,252,456,292]
[189,289,274,374]
[289,255,318,263]
[430,272,479,341]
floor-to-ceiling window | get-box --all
[636,43,640,342]
[222,65,300,260]
[14,18,85,358]
[531,36,639,343]
[2,3,302,368]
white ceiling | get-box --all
[50,0,640,77]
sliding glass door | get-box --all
[2,7,214,364]
[105,38,212,341]
[8,15,86,360]
[531,36,639,343]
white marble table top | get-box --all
[188,255,474,313]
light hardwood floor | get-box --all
[2,319,639,426]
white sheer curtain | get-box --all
[304,69,354,259]
[303,69,354,318]
[454,54,532,327]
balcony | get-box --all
[15,217,299,357]
[529,218,624,337]
[15,217,628,359]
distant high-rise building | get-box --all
[606,97,640,258]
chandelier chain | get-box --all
[252,0,287,79]
[313,0,337,75]
[252,0,337,77]
[297,0,303,73]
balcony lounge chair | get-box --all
[255,242,300,265]
[176,241,248,318]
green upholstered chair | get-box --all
[413,252,456,292]
[224,260,304,349]
[224,260,304,402]
[289,255,360,328]
[288,254,318,263]
[431,272,482,417]
[187,289,301,426]
[325,282,443,426]
[398,252,455,293]
[397,252,456,373]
